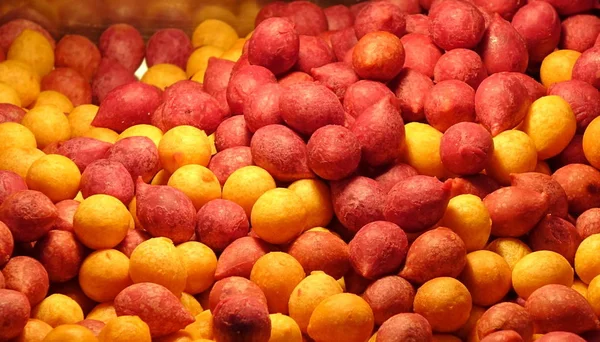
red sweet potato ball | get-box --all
[214,115,252,152]
[55,137,113,173]
[41,67,92,107]
[136,180,196,244]
[392,68,434,122]
[208,146,254,186]
[440,122,493,176]
[0,222,14,268]
[295,35,335,74]
[0,190,57,243]
[52,200,79,232]
[351,96,406,167]
[0,103,26,124]
[0,171,27,206]
[429,0,486,50]
[54,34,101,81]
[153,80,226,134]
[354,1,407,39]
[479,13,529,75]
[424,80,476,132]
[209,276,268,313]
[344,80,398,118]
[34,230,85,283]
[307,125,361,181]
[248,17,299,76]
[548,80,600,133]
[250,124,313,182]
[146,28,193,70]
[255,1,288,26]
[285,1,328,36]
[384,175,452,233]
[331,176,386,233]
[512,1,561,63]
[213,295,271,342]
[323,4,354,31]
[243,84,283,133]
[559,14,600,53]
[310,62,359,101]
[92,58,137,104]
[572,47,600,90]
[330,27,358,61]
[406,14,430,35]
[400,33,443,79]
[80,159,135,204]
[433,48,487,90]
[227,65,277,115]
[195,199,250,252]
[280,82,345,136]
[105,136,161,183]
[92,81,162,133]
[98,23,145,73]
[348,220,409,279]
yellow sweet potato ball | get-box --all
[73,194,132,250]
[250,252,306,314]
[288,271,343,333]
[168,165,221,210]
[43,324,98,342]
[184,310,214,340]
[21,105,71,149]
[440,194,491,252]
[141,63,187,90]
[192,19,238,50]
[512,250,574,299]
[540,49,581,87]
[307,293,374,342]
[402,122,447,178]
[78,249,132,303]
[186,46,224,78]
[11,319,53,342]
[158,125,212,174]
[486,130,538,185]
[129,237,188,296]
[251,188,308,245]
[459,250,512,306]
[521,95,577,160]
[7,29,54,77]
[586,275,600,317]
[69,104,99,138]
[575,234,600,284]
[288,179,334,230]
[82,127,119,144]
[32,90,74,114]
[98,315,151,342]
[176,241,218,295]
[32,294,84,327]
[486,238,532,270]
[0,122,37,151]
[583,116,600,170]
[269,314,302,342]
[180,292,203,316]
[572,279,589,298]
[222,165,276,217]
[26,154,81,202]
[86,302,117,324]
[413,277,472,333]
[0,82,22,106]
[0,147,45,178]
[118,124,163,147]
[0,60,40,107]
